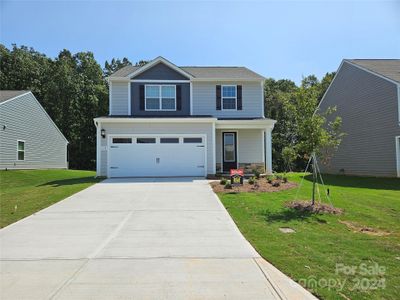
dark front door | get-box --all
[223,132,237,172]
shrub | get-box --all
[272,181,281,187]
[252,169,261,179]
[266,176,273,184]
[220,178,227,185]
[224,182,232,189]
[275,174,283,180]
[283,177,288,183]
[248,177,256,185]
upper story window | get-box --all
[222,85,237,110]
[145,85,176,111]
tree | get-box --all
[103,57,132,77]
[282,146,297,172]
[290,87,345,204]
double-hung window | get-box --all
[17,140,25,161]
[145,85,176,111]
[222,85,237,110]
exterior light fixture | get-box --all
[101,129,106,138]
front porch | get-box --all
[214,119,275,175]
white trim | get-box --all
[144,84,177,111]
[261,129,265,163]
[126,56,193,79]
[221,85,237,111]
[190,81,193,115]
[0,91,31,106]
[107,133,207,177]
[16,140,25,161]
[264,128,273,174]
[191,78,264,82]
[398,85,400,125]
[396,136,400,178]
[212,121,216,174]
[94,117,216,123]
[95,121,101,177]
[131,79,190,83]
[261,80,265,117]
[109,81,113,116]
[128,82,131,115]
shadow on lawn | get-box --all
[38,176,100,187]
[303,174,400,191]
[261,208,328,224]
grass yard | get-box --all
[0,169,101,228]
[219,173,400,300]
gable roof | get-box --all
[0,90,30,104]
[109,56,265,81]
[345,59,400,84]
[0,90,68,143]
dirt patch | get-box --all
[210,179,297,193]
[285,200,343,215]
[279,227,296,233]
[339,220,391,236]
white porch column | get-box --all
[265,128,273,174]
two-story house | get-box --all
[94,57,275,178]
[319,59,400,177]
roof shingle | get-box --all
[0,90,30,103]
[346,59,400,84]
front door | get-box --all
[223,132,237,172]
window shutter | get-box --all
[139,85,145,110]
[176,85,182,110]
[237,85,242,110]
[216,85,221,110]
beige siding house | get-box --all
[0,91,68,169]
[94,56,276,178]
[318,59,400,177]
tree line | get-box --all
[0,44,340,172]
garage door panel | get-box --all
[109,136,206,177]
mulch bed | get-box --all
[210,179,297,193]
[285,200,343,215]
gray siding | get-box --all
[132,62,189,80]
[319,61,400,177]
[131,82,190,116]
[98,122,214,176]
[0,93,68,169]
[192,81,263,118]
[110,81,129,115]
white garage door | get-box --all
[108,135,206,177]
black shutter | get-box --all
[176,85,182,110]
[139,85,145,110]
[216,85,221,110]
[237,85,242,110]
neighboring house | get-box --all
[0,91,68,169]
[318,59,400,177]
[94,56,276,178]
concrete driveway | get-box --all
[0,178,316,300]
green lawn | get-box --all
[219,173,400,300]
[0,169,101,228]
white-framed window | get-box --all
[222,85,237,110]
[17,140,25,161]
[145,85,176,111]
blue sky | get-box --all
[1,0,399,84]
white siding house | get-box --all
[0,91,68,169]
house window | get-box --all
[183,137,202,143]
[160,138,179,144]
[137,138,156,144]
[145,85,176,111]
[222,85,237,110]
[17,140,25,161]
[112,138,132,144]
